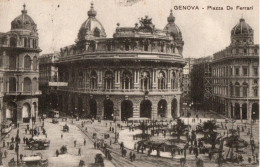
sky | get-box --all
[0,0,259,58]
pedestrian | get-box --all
[130,151,133,161]
[61,134,63,139]
[56,150,59,157]
[84,139,86,146]
[4,150,7,158]
[20,154,23,161]
[23,137,25,144]
[132,153,136,161]
[3,140,5,148]
[78,148,81,156]
[94,142,96,149]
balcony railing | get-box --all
[4,91,42,96]
[58,86,180,93]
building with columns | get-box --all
[211,18,259,120]
[0,5,41,124]
[54,4,185,121]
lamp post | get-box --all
[112,112,118,143]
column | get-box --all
[97,69,102,89]
[114,70,121,89]
[134,70,139,89]
[167,69,171,90]
[152,69,157,89]
[167,100,171,118]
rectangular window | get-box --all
[254,67,258,76]
[243,67,248,76]
[254,88,258,97]
[235,67,240,76]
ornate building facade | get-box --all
[211,18,259,120]
[55,4,185,121]
[0,5,41,124]
[39,52,59,115]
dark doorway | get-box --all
[158,99,167,118]
[121,100,133,121]
[252,103,259,120]
[104,99,114,120]
[140,100,152,118]
[89,99,97,119]
[234,103,240,119]
[171,98,177,119]
[78,97,83,117]
[242,103,247,119]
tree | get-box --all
[175,119,188,141]
[199,120,221,149]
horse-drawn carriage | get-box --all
[27,136,50,150]
[95,154,104,167]
[8,153,48,167]
[63,124,69,132]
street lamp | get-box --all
[112,112,118,143]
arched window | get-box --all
[229,82,233,96]
[125,40,130,51]
[23,77,32,92]
[160,43,164,52]
[24,55,31,70]
[78,71,83,88]
[122,71,132,90]
[9,55,16,70]
[158,71,166,90]
[171,72,176,89]
[32,77,37,93]
[144,41,149,51]
[33,56,37,70]
[9,77,16,92]
[235,82,240,97]
[242,82,248,97]
[10,37,17,47]
[141,71,150,90]
[90,71,97,90]
[94,28,100,37]
[104,71,113,90]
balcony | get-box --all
[58,86,181,95]
[4,90,42,96]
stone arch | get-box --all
[22,103,31,123]
[171,98,178,119]
[158,99,167,118]
[6,102,17,123]
[121,100,133,121]
[89,98,97,119]
[23,77,32,92]
[103,99,114,120]
[140,100,152,118]
[24,55,31,70]
[234,103,240,119]
[9,77,16,92]
[242,103,247,119]
[252,103,259,120]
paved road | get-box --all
[1,119,114,167]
